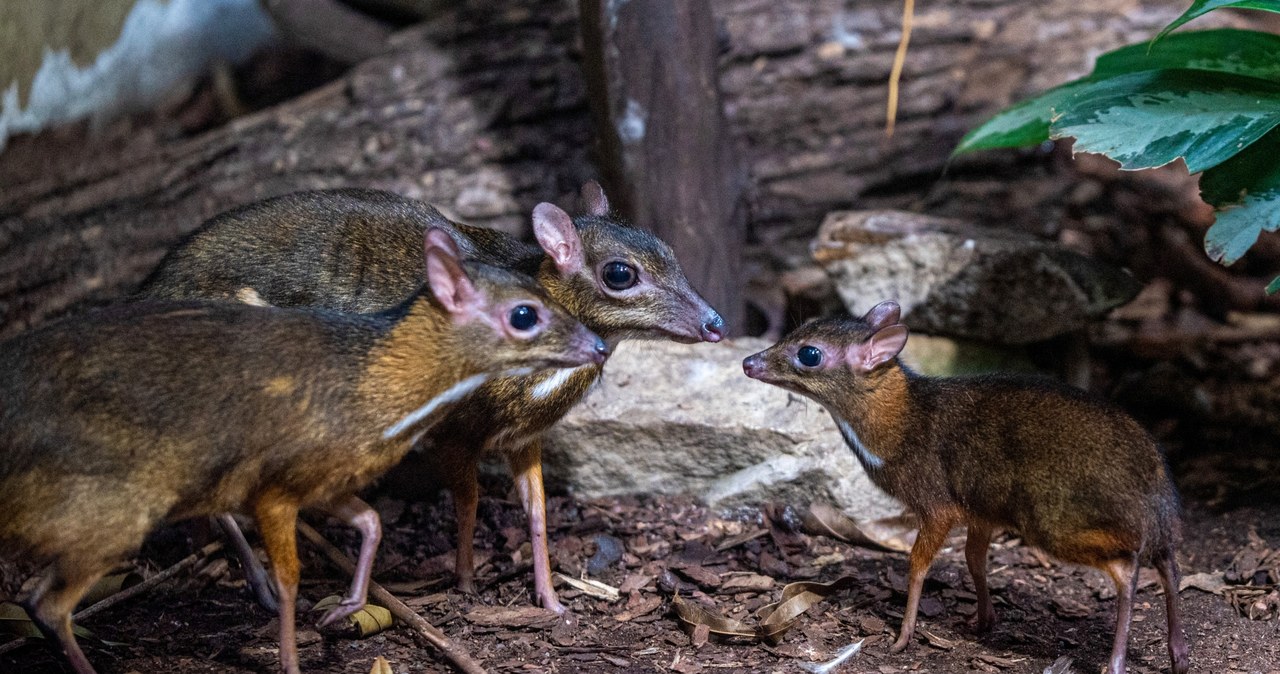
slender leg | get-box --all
[314,495,382,628]
[965,521,996,633]
[254,490,302,674]
[1155,553,1190,674]
[24,563,108,674]
[891,513,957,653]
[1103,555,1140,674]
[447,456,480,595]
[508,439,565,614]
[216,513,279,611]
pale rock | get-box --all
[541,338,901,519]
[812,210,1141,344]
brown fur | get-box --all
[0,259,600,674]
[136,185,722,612]
[744,305,1189,674]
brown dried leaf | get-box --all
[613,595,663,622]
[673,565,722,589]
[671,575,860,646]
[920,629,957,650]
[719,573,775,594]
[974,653,1026,669]
[463,605,560,628]
[671,594,756,640]
[802,503,916,553]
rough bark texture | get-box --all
[580,0,749,329]
[0,0,1235,339]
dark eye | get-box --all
[602,261,638,290]
[509,305,538,331]
[797,345,823,367]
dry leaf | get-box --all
[369,655,394,674]
[1180,571,1228,595]
[311,596,394,637]
[719,573,775,593]
[920,629,957,650]
[672,575,860,646]
[613,595,663,622]
[554,573,620,602]
[464,605,560,628]
[802,503,916,553]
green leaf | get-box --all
[1267,276,1280,294]
[955,30,1280,155]
[1052,69,1280,173]
[1200,128,1280,264]
[1096,29,1280,82]
[1158,1,1280,43]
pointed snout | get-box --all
[575,327,610,366]
[742,352,766,379]
[700,310,726,343]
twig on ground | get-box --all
[296,520,487,674]
[0,541,224,657]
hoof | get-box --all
[316,599,363,628]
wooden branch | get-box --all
[296,521,487,674]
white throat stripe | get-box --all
[382,373,489,440]
[530,366,582,400]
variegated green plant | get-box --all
[955,1,1280,294]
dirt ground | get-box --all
[3,441,1279,674]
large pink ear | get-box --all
[532,202,584,276]
[581,180,610,216]
[862,300,901,330]
[425,244,481,315]
[848,324,908,372]
[424,227,462,261]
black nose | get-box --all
[701,311,726,343]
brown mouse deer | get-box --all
[138,182,723,613]
[0,231,605,674]
[742,301,1188,674]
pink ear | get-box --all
[425,246,480,315]
[532,202,584,275]
[862,300,901,330]
[581,180,610,216]
[849,324,908,371]
[424,227,461,260]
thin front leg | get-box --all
[315,495,382,628]
[965,521,996,632]
[448,456,480,594]
[1103,555,1140,674]
[891,513,957,653]
[508,439,565,614]
[24,563,109,674]
[254,490,303,674]
[216,513,279,611]
[1155,552,1190,674]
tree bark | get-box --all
[579,0,749,330]
[0,0,1241,339]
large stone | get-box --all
[541,338,901,520]
[813,210,1141,344]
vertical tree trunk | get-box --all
[579,0,747,330]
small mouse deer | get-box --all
[742,301,1188,674]
[0,230,605,674]
[138,182,723,613]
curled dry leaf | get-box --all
[802,503,917,554]
[311,596,394,637]
[672,575,861,646]
[369,655,394,674]
[554,572,620,602]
